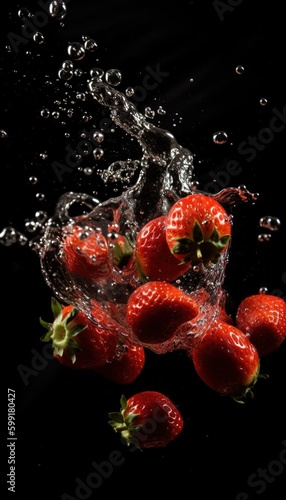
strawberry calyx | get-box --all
[171,219,230,267]
[108,395,142,449]
[231,367,269,404]
[111,235,134,270]
[40,297,87,364]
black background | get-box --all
[1,1,286,499]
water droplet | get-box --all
[259,215,281,231]
[257,233,272,242]
[49,0,67,20]
[93,148,104,160]
[235,65,245,75]
[67,42,85,61]
[213,131,228,145]
[189,78,194,83]
[259,97,268,106]
[259,287,268,294]
[74,68,83,77]
[105,69,122,87]
[52,111,60,119]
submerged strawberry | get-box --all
[135,215,191,282]
[165,193,232,267]
[236,293,286,357]
[108,391,184,449]
[190,320,262,401]
[96,342,145,384]
[61,223,110,281]
[126,281,199,345]
[40,297,119,369]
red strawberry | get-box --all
[126,281,199,346]
[235,293,286,357]
[135,215,191,282]
[165,193,232,267]
[40,297,119,369]
[61,223,110,281]
[96,342,145,384]
[190,320,261,401]
[108,391,184,449]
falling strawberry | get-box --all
[135,215,191,282]
[235,293,286,357]
[61,223,110,281]
[165,193,232,267]
[40,297,119,369]
[108,391,184,449]
[96,342,145,384]
[190,320,262,401]
[126,281,199,346]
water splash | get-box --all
[38,80,257,353]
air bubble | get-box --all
[33,32,45,44]
[145,107,155,119]
[257,233,271,242]
[58,68,73,81]
[105,69,122,87]
[92,130,104,143]
[93,148,104,160]
[125,87,134,97]
[40,108,50,118]
[67,42,85,61]
[259,97,268,106]
[259,216,281,231]
[213,131,228,145]
[235,65,245,75]
[0,129,8,139]
[29,176,38,185]
[84,39,97,52]
[157,106,166,115]
[49,1,67,20]
[90,68,104,80]
[259,287,268,294]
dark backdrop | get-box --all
[1,1,286,499]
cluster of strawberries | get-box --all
[40,193,286,449]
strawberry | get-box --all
[61,223,110,281]
[135,215,191,282]
[40,297,119,369]
[165,193,232,267]
[190,320,261,401]
[96,342,145,384]
[108,391,184,449]
[235,293,286,357]
[126,281,199,346]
